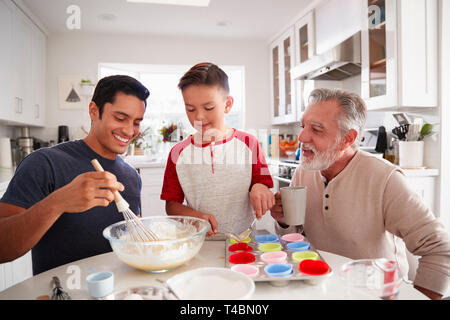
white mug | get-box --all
[280,186,307,226]
[86,271,114,298]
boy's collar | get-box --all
[191,128,236,147]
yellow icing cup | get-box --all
[292,251,319,262]
[229,237,251,244]
[258,243,282,252]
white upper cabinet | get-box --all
[270,27,297,125]
[0,0,14,123]
[361,0,438,110]
[0,0,46,127]
[31,23,46,127]
[12,4,33,124]
[294,12,315,65]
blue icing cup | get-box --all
[286,241,310,252]
[264,264,293,278]
[255,234,279,243]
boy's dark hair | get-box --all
[91,75,150,118]
[178,62,229,94]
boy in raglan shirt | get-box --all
[161,62,274,238]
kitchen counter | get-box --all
[122,155,165,169]
[0,167,15,190]
[0,240,428,300]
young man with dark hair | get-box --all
[0,75,150,274]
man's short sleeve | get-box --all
[1,151,55,209]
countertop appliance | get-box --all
[291,32,361,81]
[17,127,33,159]
[58,125,69,143]
[273,160,299,188]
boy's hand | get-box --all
[270,191,286,225]
[195,212,218,237]
[250,183,275,219]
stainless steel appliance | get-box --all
[291,32,361,81]
[273,160,299,190]
[17,127,33,159]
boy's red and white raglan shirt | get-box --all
[161,129,273,237]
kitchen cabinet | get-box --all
[404,174,437,214]
[0,183,33,292]
[12,1,33,124]
[139,167,166,217]
[361,0,438,110]
[269,27,298,125]
[0,0,14,123]
[294,12,315,65]
[0,0,46,127]
[292,12,315,117]
[31,22,46,127]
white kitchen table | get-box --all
[0,240,428,300]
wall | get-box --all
[0,126,14,139]
[31,32,271,141]
[439,0,450,233]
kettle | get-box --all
[58,126,69,143]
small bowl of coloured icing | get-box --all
[228,242,253,253]
[281,233,304,243]
[229,237,251,244]
[264,264,293,278]
[231,264,260,278]
[257,243,282,253]
[298,259,330,276]
[261,251,287,264]
[255,234,279,243]
[166,267,255,300]
[228,252,256,264]
[292,251,319,263]
[286,241,310,252]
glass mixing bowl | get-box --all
[103,216,210,273]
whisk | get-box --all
[91,159,159,242]
[51,276,71,300]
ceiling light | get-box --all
[126,0,210,7]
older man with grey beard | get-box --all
[270,88,450,300]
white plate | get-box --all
[166,267,254,300]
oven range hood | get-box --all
[291,32,361,81]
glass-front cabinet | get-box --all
[361,0,438,110]
[361,0,396,109]
[293,12,315,116]
[295,11,315,66]
[270,27,297,124]
[367,0,387,98]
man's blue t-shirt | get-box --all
[1,140,141,275]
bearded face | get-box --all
[299,137,343,171]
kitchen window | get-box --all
[98,63,245,137]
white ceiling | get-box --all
[21,0,311,40]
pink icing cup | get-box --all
[231,264,260,278]
[281,233,304,242]
[260,251,288,264]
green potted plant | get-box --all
[129,127,151,155]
